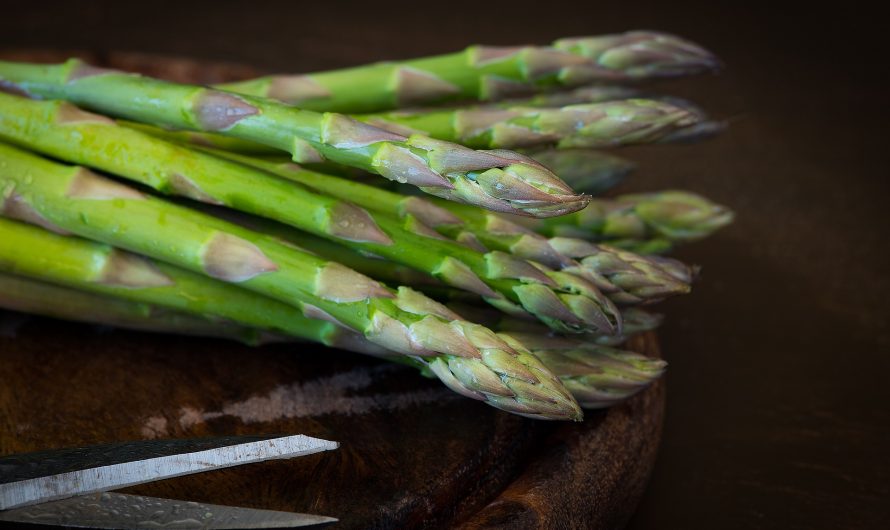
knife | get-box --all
[0,434,338,529]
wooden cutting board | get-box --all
[0,51,665,529]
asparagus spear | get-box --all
[0,97,620,334]
[217,31,717,112]
[0,60,586,217]
[511,191,735,253]
[128,85,718,154]
[0,218,371,351]
[358,99,701,150]
[0,270,658,410]
[0,271,271,345]
[0,217,581,420]
[201,149,693,306]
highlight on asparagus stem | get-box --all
[0,62,587,217]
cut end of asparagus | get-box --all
[554,30,720,80]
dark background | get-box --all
[2,1,887,528]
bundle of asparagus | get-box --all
[0,30,732,420]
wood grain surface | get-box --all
[0,51,665,529]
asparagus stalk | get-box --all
[0,97,620,334]
[0,219,370,351]
[0,270,659,410]
[202,149,693,306]
[526,149,635,195]
[511,191,735,253]
[0,60,586,217]
[0,271,271,345]
[358,99,701,150]
[216,31,717,112]
[125,86,718,155]
[0,217,581,420]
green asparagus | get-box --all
[358,99,700,150]
[0,60,587,217]
[0,96,620,334]
[0,216,580,420]
[218,30,717,112]
[0,218,371,351]
[0,270,659,410]
[200,149,693,306]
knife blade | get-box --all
[0,491,336,529]
[0,435,338,510]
